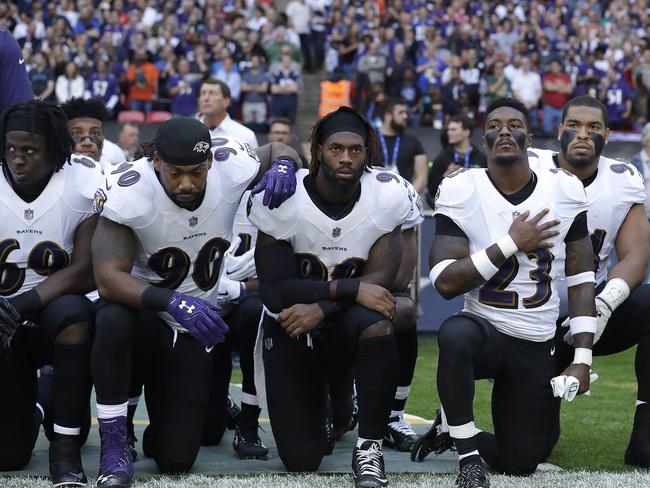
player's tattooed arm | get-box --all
[565,235,596,350]
[393,227,417,292]
[11,215,100,316]
[249,142,302,188]
[359,226,403,289]
[611,204,650,288]
[429,234,507,299]
[92,216,153,309]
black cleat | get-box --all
[625,404,650,467]
[233,425,268,459]
[384,415,418,452]
[456,462,489,488]
[325,411,336,455]
[352,440,388,488]
[49,433,87,487]
[226,394,241,430]
[411,409,455,462]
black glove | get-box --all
[0,297,21,359]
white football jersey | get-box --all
[371,167,424,230]
[434,166,589,342]
[248,168,413,280]
[530,148,646,286]
[0,154,103,297]
[101,137,259,330]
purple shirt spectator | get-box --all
[0,28,33,114]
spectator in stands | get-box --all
[241,54,269,129]
[376,97,428,193]
[214,55,242,116]
[427,115,487,204]
[634,72,649,130]
[86,57,120,114]
[55,60,85,103]
[542,59,573,136]
[117,122,140,162]
[511,56,542,131]
[386,43,415,97]
[356,40,387,89]
[29,51,54,102]
[634,48,650,121]
[267,117,308,166]
[286,0,312,72]
[269,49,301,125]
[197,78,258,148]
[126,49,159,115]
[167,58,198,117]
[629,123,650,220]
[441,66,467,121]
[485,60,510,106]
[599,68,634,130]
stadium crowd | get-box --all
[1,0,649,134]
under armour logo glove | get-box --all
[0,297,21,359]
[165,292,229,347]
[251,157,297,209]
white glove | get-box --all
[562,278,630,345]
[224,247,256,282]
[216,276,243,306]
[550,372,599,401]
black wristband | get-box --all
[317,300,339,318]
[141,286,175,311]
[9,289,42,316]
[335,279,360,300]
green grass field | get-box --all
[232,335,640,471]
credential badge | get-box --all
[24,208,33,220]
[332,227,341,238]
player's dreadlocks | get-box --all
[308,106,380,175]
[0,100,73,172]
[60,97,109,123]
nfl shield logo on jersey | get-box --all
[24,208,34,220]
[512,210,521,220]
[332,227,341,238]
[189,216,198,227]
[264,338,273,350]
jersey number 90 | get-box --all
[295,254,366,281]
[148,238,230,291]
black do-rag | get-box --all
[318,106,369,144]
[4,104,52,136]
[155,116,212,166]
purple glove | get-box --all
[251,157,297,210]
[165,292,229,347]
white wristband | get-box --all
[569,316,597,335]
[572,347,592,366]
[496,234,518,258]
[566,271,595,287]
[471,249,499,280]
[598,277,630,312]
[429,259,457,286]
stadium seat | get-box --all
[146,111,173,124]
[117,110,145,123]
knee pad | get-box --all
[437,316,483,354]
[94,303,136,347]
[281,450,323,472]
[41,295,94,340]
[0,446,31,471]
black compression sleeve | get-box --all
[256,241,332,313]
[8,288,42,316]
[564,211,589,242]
[434,214,468,239]
[141,286,174,311]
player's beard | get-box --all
[561,129,604,168]
[320,158,365,192]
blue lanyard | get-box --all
[454,148,471,168]
[379,133,400,170]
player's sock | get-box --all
[53,344,91,436]
[451,421,481,467]
[97,401,128,420]
[356,334,399,440]
[239,394,261,432]
[393,327,418,412]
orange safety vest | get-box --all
[319,80,352,117]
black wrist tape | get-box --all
[336,279,360,300]
[141,286,175,311]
